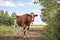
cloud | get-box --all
[25,2,34,6]
[25,0,40,6]
[0,0,39,7]
[0,0,16,7]
[0,0,25,7]
[25,0,36,6]
[17,3,25,6]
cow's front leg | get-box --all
[27,26,30,37]
[23,27,27,38]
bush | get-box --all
[43,8,60,40]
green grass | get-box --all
[30,25,45,29]
[0,25,45,35]
[0,25,14,35]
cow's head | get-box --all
[25,12,38,22]
[30,12,38,22]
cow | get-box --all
[14,12,38,38]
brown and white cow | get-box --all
[14,12,38,38]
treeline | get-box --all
[0,10,16,26]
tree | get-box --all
[11,12,16,25]
[35,0,60,22]
[0,10,5,25]
[35,0,60,40]
[0,10,14,26]
[11,12,16,18]
[5,11,9,17]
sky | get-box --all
[0,0,46,25]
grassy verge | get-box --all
[30,25,45,29]
[0,25,45,35]
[0,25,14,35]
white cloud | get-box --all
[25,0,36,6]
[0,0,16,7]
[25,2,35,6]
[0,0,25,7]
[25,0,41,6]
[17,3,25,6]
[0,0,40,7]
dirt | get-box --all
[0,28,43,40]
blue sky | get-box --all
[0,0,46,25]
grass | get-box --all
[30,25,45,29]
[0,25,14,35]
[0,25,45,35]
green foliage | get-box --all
[43,8,60,40]
[11,12,16,18]
[38,0,59,22]
[35,0,60,40]
[11,12,16,25]
[30,25,45,29]
[0,10,16,26]
[0,25,14,35]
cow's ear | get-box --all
[34,14,38,17]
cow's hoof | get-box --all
[27,35,30,38]
[14,33,16,36]
[23,36,26,38]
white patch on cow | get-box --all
[14,19,18,26]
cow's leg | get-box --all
[17,26,20,36]
[27,26,30,37]
[14,19,17,35]
[23,27,26,38]
[23,26,27,38]
[14,24,16,35]
[26,26,28,37]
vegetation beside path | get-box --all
[0,25,44,35]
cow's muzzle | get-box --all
[32,20,34,22]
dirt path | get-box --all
[0,28,43,40]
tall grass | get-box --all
[0,25,14,35]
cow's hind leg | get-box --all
[14,19,17,35]
[14,24,16,35]
[17,26,20,36]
